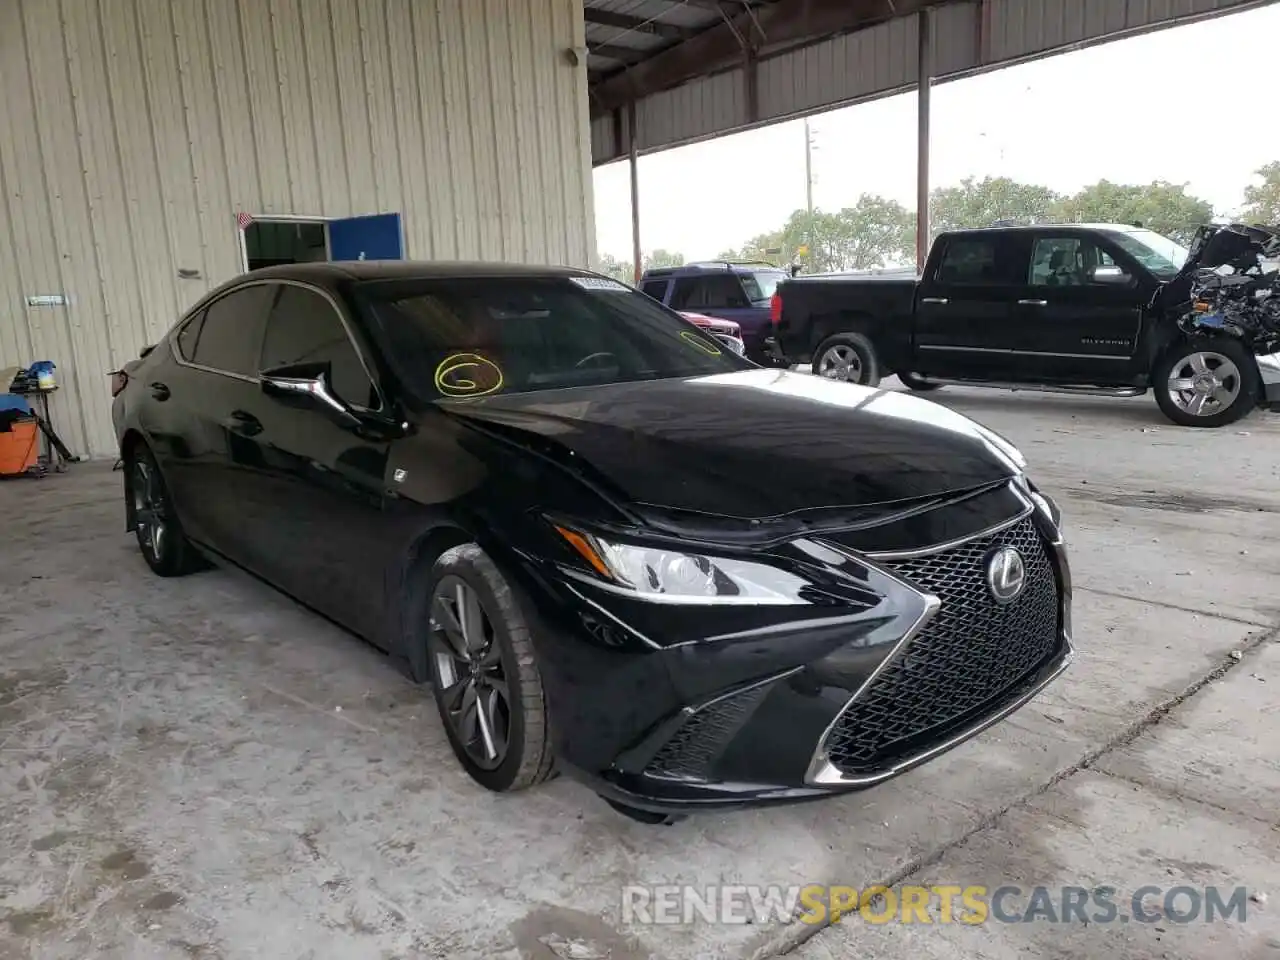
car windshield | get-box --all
[353,275,752,400]
[738,271,786,302]
[1105,229,1189,279]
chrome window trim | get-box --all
[169,277,385,412]
[917,344,1130,361]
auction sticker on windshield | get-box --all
[569,276,631,292]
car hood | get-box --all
[439,369,1021,522]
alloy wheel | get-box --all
[428,576,512,770]
[132,459,167,561]
[1166,351,1241,418]
[817,344,863,382]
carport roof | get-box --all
[584,0,935,117]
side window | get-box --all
[668,278,701,310]
[936,238,998,285]
[190,285,276,376]
[260,285,378,409]
[671,275,748,309]
[1028,237,1125,287]
[640,280,669,302]
[174,310,205,361]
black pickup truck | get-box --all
[770,223,1280,427]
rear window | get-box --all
[353,276,751,400]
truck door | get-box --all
[914,232,1028,380]
[1010,231,1151,383]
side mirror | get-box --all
[260,362,362,428]
[1090,265,1132,286]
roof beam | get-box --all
[589,0,925,115]
[583,7,697,40]
[588,42,650,66]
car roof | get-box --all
[642,261,786,278]
[241,260,597,282]
[945,223,1156,236]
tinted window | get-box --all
[190,285,276,375]
[669,275,748,310]
[260,285,378,409]
[1028,237,1125,287]
[640,280,669,302]
[175,310,205,361]
[934,236,1021,286]
[354,276,750,400]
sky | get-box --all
[592,3,1280,262]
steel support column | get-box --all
[915,7,932,272]
[628,102,642,284]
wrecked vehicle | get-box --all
[770,223,1280,428]
[1153,223,1280,425]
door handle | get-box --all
[1018,299,1049,306]
[222,409,263,437]
[921,297,949,305]
[149,382,170,401]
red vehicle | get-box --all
[679,311,746,356]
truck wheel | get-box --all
[897,372,942,392]
[1152,338,1259,428]
[813,334,881,387]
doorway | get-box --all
[239,213,406,272]
[243,220,329,271]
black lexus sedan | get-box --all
[112,261,1072,822]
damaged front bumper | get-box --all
[1258,352,1280,407]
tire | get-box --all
[1152,338,1260,428]
[421,544,555,793]
[812,333,881,387]
[897,371,942,392]
[125,443,203,577]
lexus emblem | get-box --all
[986,547,1026,604]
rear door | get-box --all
[914,232,1028,379]
[1009,231,1150,382]
[151,283,276,560]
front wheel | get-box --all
[897,371,942,392]
[812,333,881,387]
[1152,339,1259,428]
[422,544,555,793]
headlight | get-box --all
[552,525,808,604]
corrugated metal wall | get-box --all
[591,0,1269,163]
[0,0,595,459]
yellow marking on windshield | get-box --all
[434,353,505,397]
[680,330,722,356]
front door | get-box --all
[1010,232,1151,383]
[239,281,396,638]
[913,232,1027,380]
[328,213,404,261]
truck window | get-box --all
[1028,237,1119,287]
[934,236,1025,286]
[670,275,749,310]
[640,279,669,302]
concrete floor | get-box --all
[1,383,1278,960]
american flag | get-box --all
[235,211,254,230]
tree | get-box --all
[1241,162,1280,225]
[929,176,1061,235]
[723,196,914,273]
[644,249,685,271]
[1051,180,1213,246]
[595,253,632,284]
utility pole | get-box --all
[804,118,814,215]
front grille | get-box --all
[644,683,769,781]
[823,517,1060,775]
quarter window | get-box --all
[174,310,205,361]
[189,285,276,376]
[640,279,669,302]
[260,285,378,409]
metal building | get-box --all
[0,0,594,459]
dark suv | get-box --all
[640,261,789,365]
